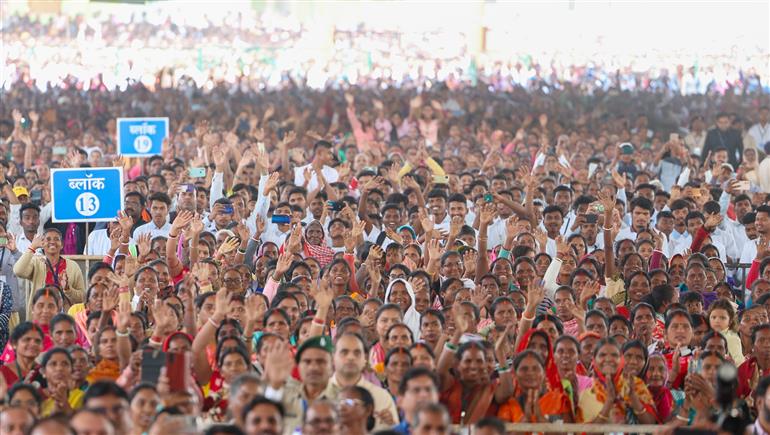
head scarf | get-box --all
[384,278,420,340]
[516,329,562,394]
[303,220,335,268]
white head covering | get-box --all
[384,278,421,340]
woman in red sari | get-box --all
[0,321,45,386]
[1,287,59,366]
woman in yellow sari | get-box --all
[578,337,658,424]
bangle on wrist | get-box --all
[602,226,613,231]
[237,248,246,255]
[168,233,178,238]
[444,342,458,352]
[116,329,130,337]
[675,414,689,422]
[312,317,325,325]
[208,317,221,328]
[521,311,535,321]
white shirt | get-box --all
[616,226,671,257]
[293,164,339,193]
[740,238,759,265]
[133,220,172,239]
[15,232,34,253]
[8,202,51,240]
[748,122,770,151]
[85,229,112,256]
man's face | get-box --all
[70,410,115,435]
[124,196,142,219]
[687,217,704,236]
[398,375,439,421]
[757,212,770,235]
[383,208,402,230]
[298,348,332,386]
[301,402,338,435]
[85,395,130,433]
[177,191,195,211]
[333,335,366,378]
[244,404,283,435]
[554,191,571,213]
[656,216,674,235]
[288,192,306,210]
[0,407,34,435]
[413,410,450,435]
[580,221,597,242]
[631,206,650,231]
[149,200,168,225]
[20,208,40,233]
[716,116,730,131]
[543,211,563,235]
[428,197,446,217]
[228,381,260,425]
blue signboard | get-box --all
[50,167,124,223]
[117,117,168,157]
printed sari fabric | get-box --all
[498,389,571,423]
[440,378,499,424]
[578,374,658,423]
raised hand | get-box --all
[170,210,194,235]
[273,251,293,280]
[117,297,131,332]
[107,271,131,289]
[310,274,334,310]
[704,213,723,232]
[262,172,280,196]
[5,232,16,253]
[108,225,122,250]
[280,130,297,149]
[117,211,134,236]
[102,286,119,313]
[479,203,496,227]
[264,339,295,388]
[136,233,152,257]
[285,224,303,254]
[526,281,545,312]
[29,234,45,251]
[452,303,469,335]
[245,294,268,328]
[216,237,240,256]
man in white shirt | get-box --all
[293,140,339,193]
[133,192,172,239]
[740,205,770,264]
[748,106,770,154]
[615,197,671,256]
[84,222,118,256]
[12,203,44,253]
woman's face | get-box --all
[87,284,107,312]
[453,288,471,305]
[14,330,43,360]
[32,294,60,326]
[167,336,191,353]
[128,315,146,343]
[388,282,411,313]
[221,353,249,383]
[623,346,646,377]
[385,352,411,383]
[131,388,161,430]
[387,326,413,349]
[338,389,372,429]
[628,275,651,303]
[306,222,325,246]
[404,246,421,266]
[71,350,91,383]
[9,388,40,417]
[515,355,545,390]
[554,340,579,376]
[492,261,513,286]
[535,256,550,277]
[536,320,559,344]
[645,355,667,388]
[43,352,72,387]
[98,329,118,360]
[457,347,486,385]
[595,343,621,377]
[330,262,351,287]
[265,313,290,339]
[527,334,550,362]
[515,262,536,289]
[410,346,435,370]
[228,301,246,324]
[623,255,643,278]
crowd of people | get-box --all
[2,10,768,94]
[2,9,770,435]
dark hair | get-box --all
[41,347,72,368]
[533,314,564,335]
[148,192,172,206]
[420,309,446,327]
[385,346,413,367]
[397,367,439,395]
[83,381,129,406]
[204,425,245,435]
[630,302,655,323]
[752,324,770,344]
[8,382,42,405]
[665,309,693,329]
[701,330,728,351]
[49,312,76,332]
[512,349,544,370]
[341,386,376,431]
[241,395,285,423]
[10,321,44,344]
[474,417,507,435]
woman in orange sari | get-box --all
[498,350,573,423]
[578,337,658,424]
